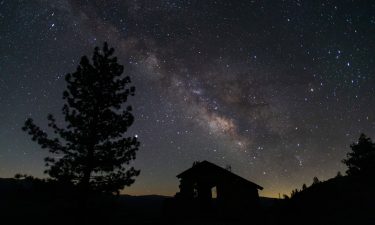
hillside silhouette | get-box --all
[266,133,375,225]
[266,175,375,225]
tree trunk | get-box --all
[82,146,93,194]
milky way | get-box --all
[1,0,375,197]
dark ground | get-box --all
[0,176,374,225]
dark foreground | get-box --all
[0,175,374,225]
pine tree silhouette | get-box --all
[342,133,375,177]
[22,42,140,194]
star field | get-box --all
[0,0,375,197]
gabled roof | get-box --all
[177,160,263,190]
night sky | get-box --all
[1,0,375,197]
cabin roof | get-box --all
[177,160,263,190]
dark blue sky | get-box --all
[1,0,375,197]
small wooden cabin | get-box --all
[174,161,263,217]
